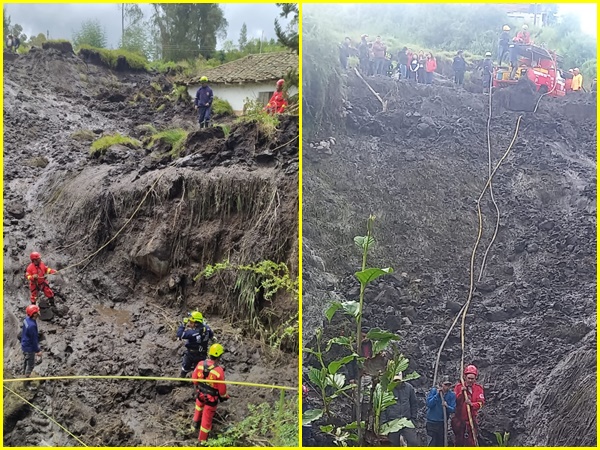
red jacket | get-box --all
[192,359,227,402]
[265,91,287,114]
[372,41,386,59]
[26,262,55,284]
[454,382,485,422]
[515,30,531,44]
[425,57,437,73]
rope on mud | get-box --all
[4,375,298,391]
[353,67,387,111]
[54,132,299,274]
[4,384,89,447]
[533,52,559,114]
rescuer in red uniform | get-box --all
[265,79,288,114]
[451,364,485,446]
[191,343,230,443]
[25,252,57,305]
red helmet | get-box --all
[30,252,41,261]
[276,79,285,87]
[464,365,478,377]
[26,304,40,317]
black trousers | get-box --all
[426,421,446,447]
[454,71,465,85]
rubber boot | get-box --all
[191,420,200,433]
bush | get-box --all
[90,133,141,156]
[212,97,234,115]
[237,98,280,138]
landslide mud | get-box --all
[4,47,298,446]
[303,73,596,446]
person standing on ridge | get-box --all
[426,375,456,446]
[425,52,437,85]
[482,52,493,93]
[451,365,485,446]
[498,25,511,65]
[571,68,583,92]
[25,252,57,305]
[195,76,213,128]
[358,34,370,75]
[191,343,230,443]
[372,36,387,76]
[265,79,288,114]
[452,50,467,86]
[515,24,531,45]
[177,311,214,379]
[21,304,42,388]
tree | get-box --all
[151,3,227,62]
[28,32,47,48]
[238,22,248,50]
[3,7,10,40]
[73,19,107,49]
[118,4,149,58]
[274,3,298,53]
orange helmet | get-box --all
[464,365,478,377]
[26,304,40,317]
[30,252,41,261]
[276,79,285,87]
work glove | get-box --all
[183,317,189,324]
[50,269,57,275]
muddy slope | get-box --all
[303,73,596,446]
[4,48,298,446]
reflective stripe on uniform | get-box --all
[200,426,211,433]
[209,370,221,378]
[195,404,203,411]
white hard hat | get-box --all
[485,51,492,57]
[522,24,528,30]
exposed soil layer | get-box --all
[303,73,596,446]
[4,48,298,446]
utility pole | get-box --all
[259,30,264,54]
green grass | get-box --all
[70,129,96,141]
[78,45,147,71]
[212,97,234,115]
[236,98,280,138]
[148,128,188,157]
[90,133,141,156]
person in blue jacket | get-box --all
[176,311,214,378]
[21,304,42,387]
[426,375,456,446]
[195,76,214,128]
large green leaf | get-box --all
[366,329,399,341]
[328,355,356,375]
[341,301,360,318]
[308,367,327,389]
[326,336,353,351]
[326,373,346,390]
[325,302,342,322]
[354,235,375,251]
[379,418,415,435]
[302,409,323,425]
[320,424,334,433]
[355,267,393,285]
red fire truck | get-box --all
[493,44,566,97]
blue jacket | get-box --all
[176,323,213,354]
[426,387,456,422]
[21,317,40,353]
[195,86,213,108]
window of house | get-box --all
[258,91,274,106]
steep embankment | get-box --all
[303,73,596,446]
[4,46,298,446]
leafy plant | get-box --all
[212,97,234,116]
[90,133,141,156]
[304,216,418,446]
[495,431,510,447]
[237,98,280,138]
[205,395,298,447]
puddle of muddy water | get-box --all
[95,304,132,327]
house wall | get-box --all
[187,82,298,115]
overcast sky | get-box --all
[4,3,291,48]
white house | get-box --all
[186,52,298,115]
